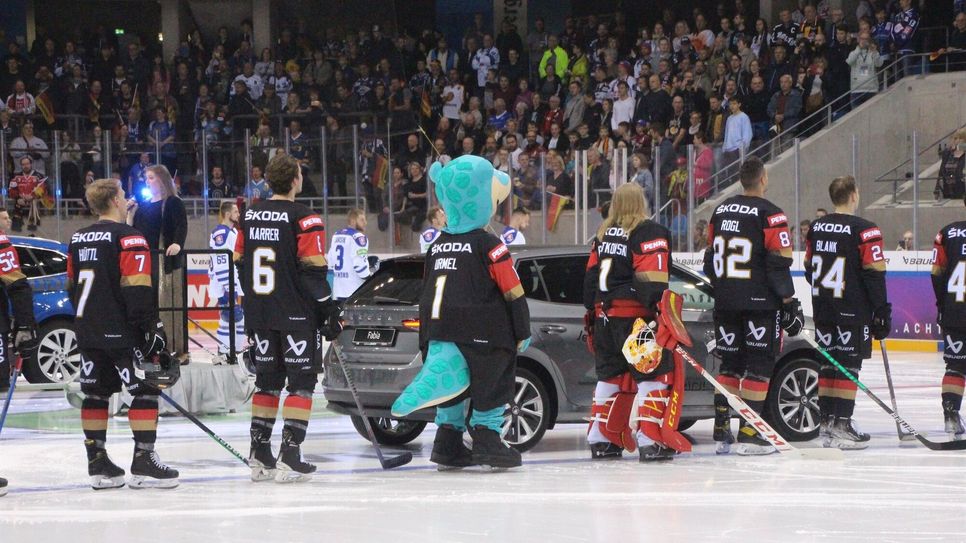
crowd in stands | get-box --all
[0,0,963,234]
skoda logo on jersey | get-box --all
[254,334,270,354]
[718,327,735,346]
[286,335,307,356]
[948,336,964,355]
[816,329,832,346]
[747,322,767,341]
[836,327,852,345]
[82,358,95,376]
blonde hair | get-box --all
[596,182,650,240]
[86,179,123,216]
[146,164,179,199]
[955,128,966,142]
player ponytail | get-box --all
[596,182,649,241]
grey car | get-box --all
[322,246,822,451]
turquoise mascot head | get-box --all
[427,155,511,234]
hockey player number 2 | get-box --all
[75,270,95,317]
[950,262,966,303]
[431,276,447,319]
[252,247,276,295]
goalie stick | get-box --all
[803,336,966,451]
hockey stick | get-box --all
[879,341,916,441]
[803,336,966,451]
[673,345,843,460]
[156,390,250,466]
[0,357,23,438]
[334,354,413,469]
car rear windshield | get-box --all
[348,259,424,306]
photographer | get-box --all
[846,32,883,110]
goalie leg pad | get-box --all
[633,381,669,447]
[587,374,638,451]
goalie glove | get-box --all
[583,309,595,354]
[871,303,892,340]
[781,299,805,337]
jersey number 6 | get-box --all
[252,247,276,295]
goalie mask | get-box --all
[622,318,664,374]
[133,350,181,389]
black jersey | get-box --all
[67,221,155,349]
[584,220,670,317]
[932,220,966,328]
[805,213,887,326]
[418,229,530,351]
[703,195,794,311]
[235,199,330,332]
[0,232,35,333]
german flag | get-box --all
[545,191,570,232]
[36,90,55,125]
[33,179,54,209]
[373,153,389,190]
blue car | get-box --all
[8,236,78,384]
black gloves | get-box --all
[319,302,344,341]
[142,320,168,357]
[871,303,892,340]
[781,299,805,337]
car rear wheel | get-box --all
[766,357,821,441]
[502,367,550,452]
[22,320,80,384]
[350,416,427,446]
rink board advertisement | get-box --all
[186,253,219,321]
[675,251,943,347]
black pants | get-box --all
[249,328,321,394]
[438,343,517,413]
[78,347,159,398]
[713,310,782,381]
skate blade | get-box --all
[250,467,277,482]
[0,488,7,497]
[478,465,512,473]
[436,464,468,472]
[90,475,126,490]
[128,475,179,489]
[714,441,732,455]
[826,437,870,450]
[274,470,313,483]
[735,444,777,456]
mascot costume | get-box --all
[391,155,531,470]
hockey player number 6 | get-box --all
[712,236,752,279]
[252,247,276,294]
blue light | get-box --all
[140,187,152,200]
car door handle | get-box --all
[540,325,567,334]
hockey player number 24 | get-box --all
[712,236,752,279]
[810,256,846,298]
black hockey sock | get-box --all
[833,366,860,418]
[81,396,110,445]
[817,366,837,418]
[942,371,965,412]
[251,391,280,443]
[281,394,312,446]
[739,377,769,417]
[128,396,159,445]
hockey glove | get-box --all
[871,303,892,340]
[142,321,168,357]
[781,299,805,337]
[319,302,344,341]
[13,327,38,359]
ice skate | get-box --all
[249,441,277,482]
[713,423,735,455]
[0,477,7,497]
[85,440,126,490]
[943,405,965,440]
[827,417,870,450]
[589,442,623,460]
[129,447,179,489]
[430,425,475,471]
[469,425,521,470]
[275,444,316,483]
[638,443,674,462]
[819,414,835,448]
[735,423,777,456]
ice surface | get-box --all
[2,351,966,542]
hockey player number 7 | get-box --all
[75,270,96,317]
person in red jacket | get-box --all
[9,156,45,232]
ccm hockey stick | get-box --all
[335,354,413,469]
[879,342,916,441]
[0,357,23,438]
[673,345,843,460]
[804,336,966,451]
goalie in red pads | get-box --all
[583,183,691,462]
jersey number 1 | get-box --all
[430,276,447,319]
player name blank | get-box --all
[815,240,837,252]
[248,227,280,241]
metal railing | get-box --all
[872,122,966,203]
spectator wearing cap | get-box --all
[538,34,569,80]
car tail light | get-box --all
[402,319,420,330]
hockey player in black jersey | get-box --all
[0,209,39,497]
[805,176,890,449]
[584,183,691,462]
[704,156,804,455]
[68,179,178,489]
[931,194,966,439]
[391,155,531,470]
[235,154,341,482]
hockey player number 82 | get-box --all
[252,247,276,294]
[712,236,752,279]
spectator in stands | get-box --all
[441,68,464,122]
[126,152,152,199]
[563,80,586,132]
[496,20,524,62]
[472,34,500,96]
[767,74,803,145]
[891,0,921,77]
[896,231,914,251]
[513,152,542,209]
[5,80,35,116]
[744,75,771,142]
[489,98,512,131]
[546,152,573,199]
[147,107,177,173]
[847,32,884,109]
[9,121,48,175]
[644,74,672,124]
[501,48,527,86]
[395,161,429,231]
[10,156,45,231]
[587,146,611,195]
[208,165,233,201]
[948,12,966,71]
[649,121,675,179]
[0,109,15,142]
[935,128,965,200]
[539,34,569,80]
[723,94,752,163]
[247,165,271,202]
[630,152,655,210]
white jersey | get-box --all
[327,227,371,300]
[501,226,526,246]
[232,73,265,100]
[419,227,443,253]
[208,224,242,300]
